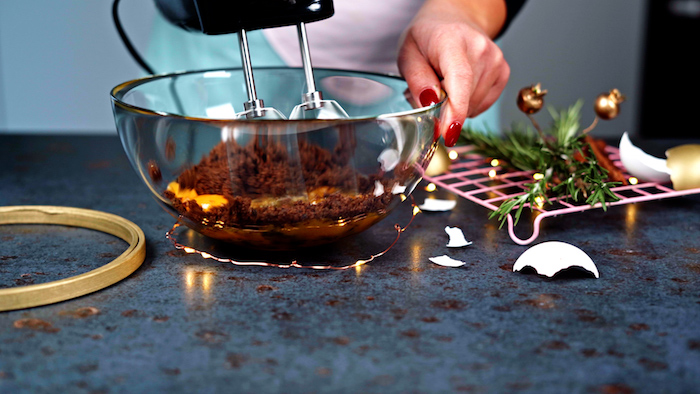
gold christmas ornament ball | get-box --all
[517,83,548,114]
[666,144,700,191]
[594,89,625,120]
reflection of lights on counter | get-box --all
[483,222,498,252]
[490,159,499,167]
[425,183,437,192]
[184,268,215,295]
[488,169,497,178]
[626,202,637,231]
[533,173,544,180]
[202,273,211,292]
[448,150,459,160]
[410,241,422,265]
[629,177,638,185]
[409,241,422,282]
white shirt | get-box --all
[263,0,425,75]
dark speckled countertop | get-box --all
[1,135,699,393]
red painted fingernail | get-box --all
[419,89,439,107]
[445,122,462,147]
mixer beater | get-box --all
[235,28,287,120]
[288,22,349,120]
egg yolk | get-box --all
[167,182,228,212]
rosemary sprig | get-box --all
[463,101,621,227]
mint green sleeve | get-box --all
[146,10,287,74]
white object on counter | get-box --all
[619,132,671,183]
[429,255,467,268]
[513,241,599,278]
[445,226,472,248]
[418,198,456,212]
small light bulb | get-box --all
[425,183,437,192]
[629,177,638,185]
[490,159,499,167]
[534,196,545,208]
[448,150,459,160]
[533,173,544,180]
[488,169,497,178]
[413,206,422,215]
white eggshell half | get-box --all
[429,255,466,267]
[418,198,456,212]
[619,132,671,183]
[444,226,472,248]
[513,241,599,278]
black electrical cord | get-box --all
[112,0,187,116]
[112,0,156,75]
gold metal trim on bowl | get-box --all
[0,206,146,312]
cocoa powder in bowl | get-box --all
[164,134,413,250]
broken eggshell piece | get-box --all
[619,132,700,190]
[513,241,599,278]
[619,132,671,183]
[429,255,467,268]
[418,198,456,212]
[445,226,472,248]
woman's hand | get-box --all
[398,0,510,146]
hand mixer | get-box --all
[153,0,349,120]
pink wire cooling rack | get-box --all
[423,145,700,245]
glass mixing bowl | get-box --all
[111,67,445,250]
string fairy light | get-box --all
[165,199,421,270]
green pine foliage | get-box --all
[462,101,621,227]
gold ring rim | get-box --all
[0,206,146,312]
